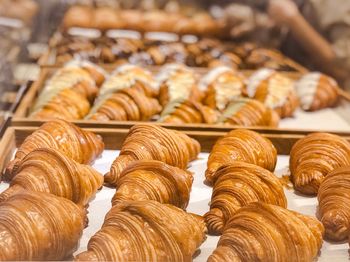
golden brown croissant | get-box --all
[218,98,280,127]
[4,119,104,181]
[112,160,193,209]
[88,87,161,121]
[31,64,102,120]
[105,124,200,187]
[205,129,277,185]
[208,202,324,262]
[75,200,207,261]
[157,64,203,107]
[247,68,299,118]
[0,191,85,261]
[318,166,350,241]
[295,72,339,111]
[290,132,350,195]
[1,148,103,206]
[204,162,287,235]
[200,66,246,111]
[159,99,218,124]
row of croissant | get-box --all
[1,119,350,260]
[30,61,340,127]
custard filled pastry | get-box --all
[111,160,193,209]
[4,119,104,181]
[105,124,200,187]
[75,200,207,261]
[205,129,277,185]
[204,162,287,235]
[31,62,105,120]
[318,166,350,241]
[0,191,85,261]
[1,148,103,206]
[200,66,246,111]
[247,68,299,118]
[290,132,350,195]
[295,72,339,111]
[159,99,218,124]
[157,64,202,107]
[218,98,280,127]
[208,202,324,262]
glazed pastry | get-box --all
[111,160,193,209]
[247,68,299,118]
[204,162,287,235]
[290,132,350,195]
[4,119,104,181]
[62,5,93,29]
[205,129,277,185]
[157,64,202,107]
[0,148,103,206]
[0,191,85,261]
[218,98,280,127]
[318,166,350,241]
[208,202,324,262]
[200,66,246,111]
[295,72,339,111]
[159,99,218,124]
[31,62,104,120]
[75,200,207,261]
[105,124,200,187]
[93,7,123,30]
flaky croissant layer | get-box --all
[75,200,207,261]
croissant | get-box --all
[4,119,104,181]
[208,202,324,262]
[295,72,339,111]
[317,166,350,241]
[157,64,203,107]
[159,99,218,124]
[218,98,280,127]
[0,191,85,261]
[290,132,350,195]
[247,68,299,118]
[204,162,287,235]
[88,87,161,121]
[75,200,207,261]
[105,124,200,187]
[1,148,103,206]
[200,66,246,111]
[111,160,193,209]
[31,64,102,120]
[205,129,277,185]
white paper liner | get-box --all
[0,150,348,261]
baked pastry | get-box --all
[290,132,350,195]
[157,64,202,107]
[247,68,299,118]
[111,160,193,209]
[295,72,339,111]
[218,98,280,127]
[75,200,207,261]
[205,129,277,185]
[62,5,93,29]
[159,99,218,124]
[208,202,324,262]
[0,191,85,261]
[105,124,200,187]
[318,166,350,241]
[0,148,103,206]
[204,162,287,235]
[200,66,246,111]
[31,62,105,120]
[93,7,124,30]
[4,119,104,181]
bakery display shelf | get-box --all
[0,126,349,261]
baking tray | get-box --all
[0,126,349,261]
